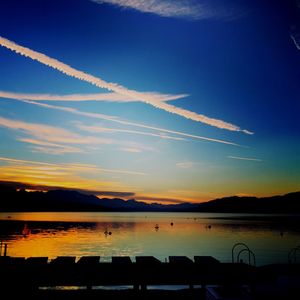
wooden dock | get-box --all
[0,255,299,299]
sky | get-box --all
[0,0,299,204]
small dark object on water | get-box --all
[170,222,174,226]
[108,231,112,235]
[280,231,284,237]
[154,224,159,231]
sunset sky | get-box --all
[0,0,299,204]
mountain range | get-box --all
[0,184,299,213]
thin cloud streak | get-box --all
[176,161,197,169]
[76,123,184,141]
[0,90,188,103]
[18,138,83,154]
[0,156,56,166]
[0,36,252,134]
[228,155,262,162]
[120,147,142,153]
[136,195,188,204]
[0,156,146,176]
[0,116,90,146]
[0,164,130,193]
[0,116,154,155]
[20,100,241,146]
[0,116,112,149]
[92,0,230,20]
[291,33,300,50]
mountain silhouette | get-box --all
[193,192,300,213]
[0,184,299,213]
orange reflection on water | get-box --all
[1,212,299,265]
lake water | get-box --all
[0,212,299,266]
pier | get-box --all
[0,255,299,299]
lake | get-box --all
[0,212,299,266]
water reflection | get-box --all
[0,212,299,265]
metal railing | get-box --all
[0,241,8,257]
[232,243,250,263]
[288,245,300,263]
[232,242,256,266]
[237,248,256,266]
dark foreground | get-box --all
[0,255,299,300]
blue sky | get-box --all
[0,0,299,203]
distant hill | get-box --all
[0,185,195,212]
[194,192,300,213]
[0,184,299,213]
[0,186,108,212]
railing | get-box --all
[0,255,255,292]
[288,245,300,263]
[232,243,250,263]
[0,241,8,257]
[231,243,256,266]
[237,248,256,266]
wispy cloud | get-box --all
[0,157,147,197]
[0,116,113,154]
[18,138,83,154]
[18,100,241,146]
[0,156,54,166]
[291,32,300,50]
[0,116,154,155]
[92,0,235,20]
[0,162,132,194]
[0,156,146,179]
[0,90,187,103]
[176,161,197,169]
[0,157,208,203]
[119,147,142,153]
[0,116,109,145]
[119,142,155,153]
[135,195,188,204]
[0,36,252,134]
[228,155,262,162]
[290,1,300,51]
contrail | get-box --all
[76,123,184,141]
[21,99,241,146]
[228,156,262,162]
[0,90,188,102]
[0,36,252,134]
